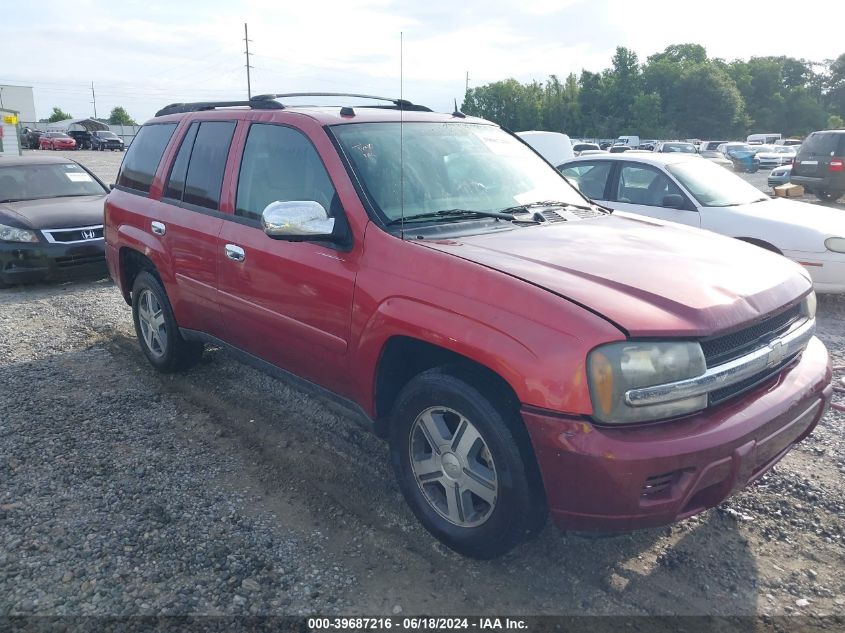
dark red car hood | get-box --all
[0,195,106,230]
[419,213,811,337]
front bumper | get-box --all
[522,336,831,532]
[0,239,106,285]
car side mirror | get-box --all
[262,200,335,240]
[662,194,685,209]
[109,183,115,191]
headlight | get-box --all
[802,291,817,319]
[0,223,38,243]
[825,237,845,254]
[587,341,706,424]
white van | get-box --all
[615,135,640,147]
[516,131,574,168]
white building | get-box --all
[0,85,36,123]
[0,108,21,156]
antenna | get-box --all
[244,23,253,99]
[400,32,405,240]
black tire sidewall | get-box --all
[131,271,185,372]
[389,370,539,558]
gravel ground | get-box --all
[1,151,844,622]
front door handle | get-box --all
[151,221,166,236]
[225,244,245,262]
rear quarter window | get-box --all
[116,123,177,194]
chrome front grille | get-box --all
[42,225,104,244]
[700,303,803,366]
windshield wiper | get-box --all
[386,208,539,226]
[0,198,23,203]
[499,200,604,214]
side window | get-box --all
[116,123,177,194]
[182,121,237,210]
[559,161,611,200]
[615,164,683,207]
[236,124,338,222]
[162,122,199,201]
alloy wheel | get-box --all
[409,406,498,527]
[137,289,167,358]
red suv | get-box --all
[105,94,832,558]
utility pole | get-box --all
[243,23,253,100]
[91,82,97,119]
[465,71,470,94]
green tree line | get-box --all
[462,43,845,139]
[44,106,137,125]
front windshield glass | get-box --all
[725,144,753,155]
[664,143,696,153]
[668,160,767,207]
[0,163,106,202]
[331,122,585,222]
[98,132,118,138]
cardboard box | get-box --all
[774,183,804,198]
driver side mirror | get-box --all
[662,194,685,209]
[262,201,335,241]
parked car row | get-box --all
[18,127,125,151]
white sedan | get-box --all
[753,145,796,170]
[558,153,845,293]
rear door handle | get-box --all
[151,221,166,236]
[225,244,245,262]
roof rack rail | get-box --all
[154,99,284,117]
[251,92,433,112]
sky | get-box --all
[2,0,844,122]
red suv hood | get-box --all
[419,213,811,337]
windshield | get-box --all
[98,132,118,138]
[331,122,585,221]
[0,163,106,202]
[663,143,696,153]
[725,144,753,155]
[667,160,767,207]
[50,133,70,138]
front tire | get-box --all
[389,368,546,558]
[131,271,203,372]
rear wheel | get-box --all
[389,368,546,558]
[131,271,203,372]
[816,190,843,203]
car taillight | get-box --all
[830,158,844,172]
